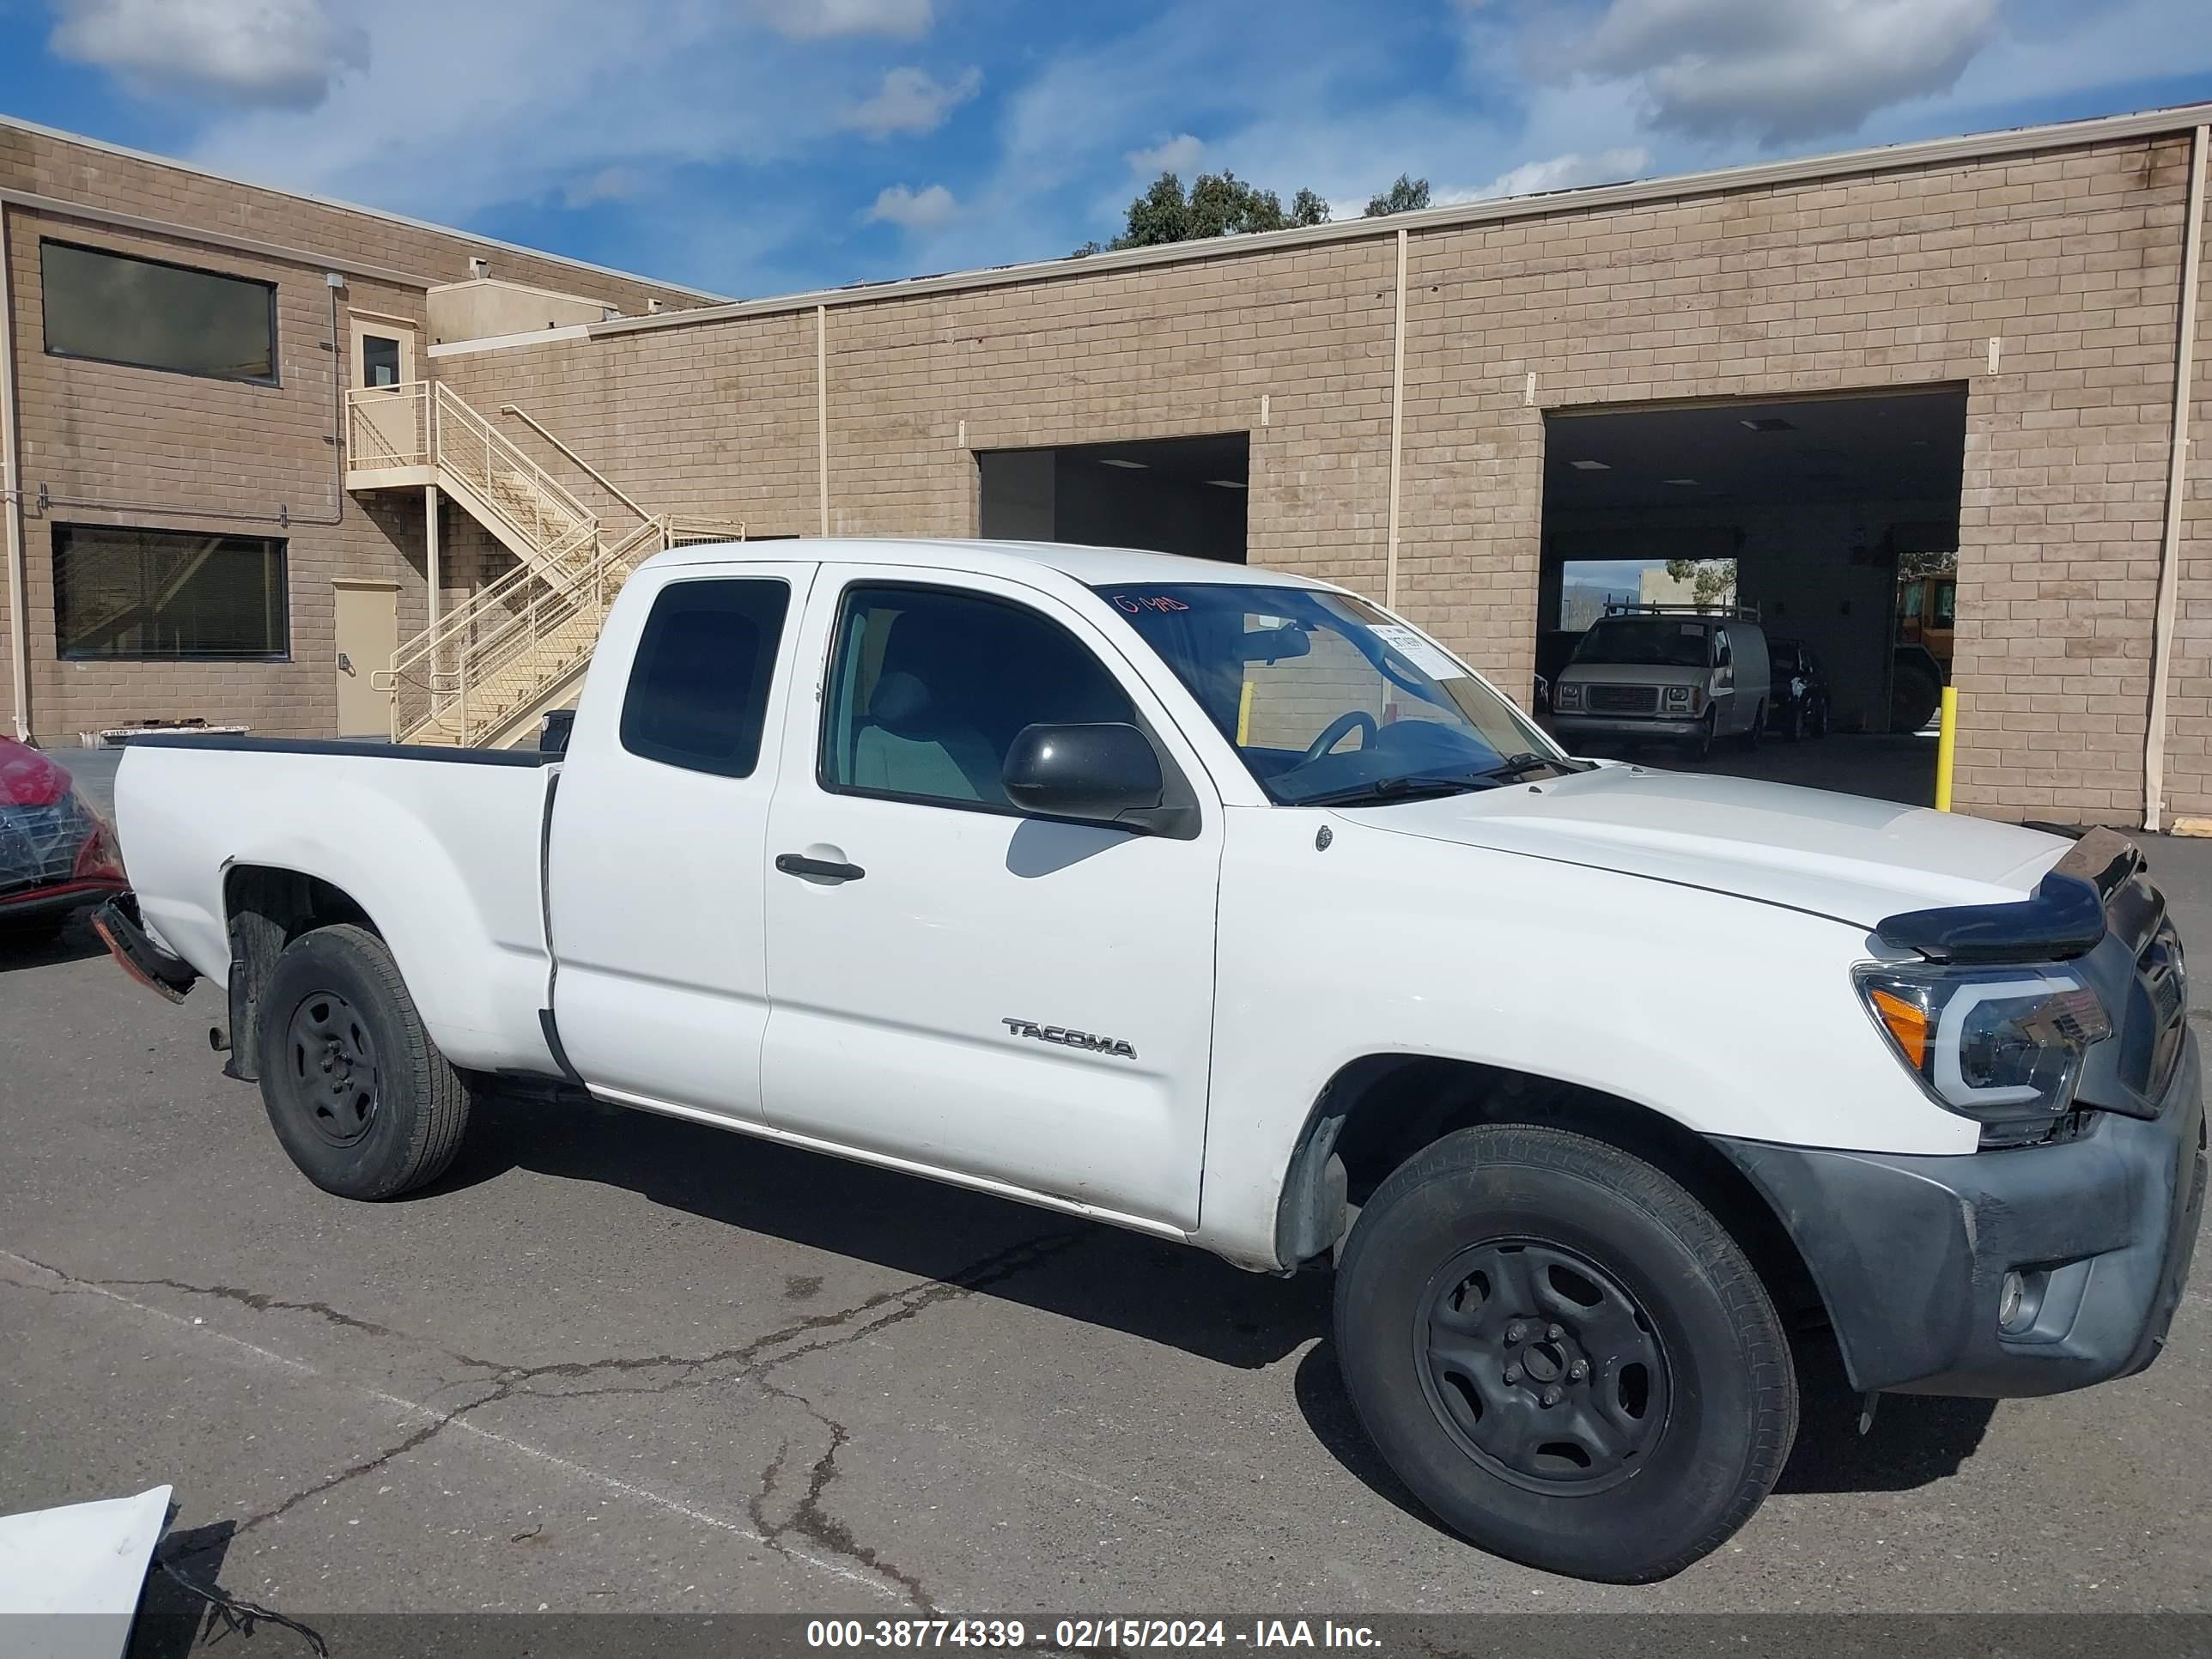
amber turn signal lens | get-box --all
[1869,988,1929,1068]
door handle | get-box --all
[775,853,866,883]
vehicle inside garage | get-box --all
[979,434,1249,562]
[1535,388,1967,804]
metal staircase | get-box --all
[344,382,743,746]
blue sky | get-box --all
[3,0,2209,301]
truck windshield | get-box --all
[1570,617,1711,668]
[1094,582,1571,805]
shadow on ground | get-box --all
[443,1090,1332,1371]
[446,1091,1994,1514]
[0,909,107,974]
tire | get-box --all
[255,924,471,1200]
[1332,1125,1797,1583]
[1741,702,1765,751]
[1891,662,1941,734]
[1679,709,1716,763]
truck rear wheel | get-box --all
[1333,1125,1796,1583]
[256,923,471,1200]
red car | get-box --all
[0,738,127,944]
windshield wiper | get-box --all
[1480,752,1593,781]
[1295,775,1494,808]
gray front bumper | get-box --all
[1552,714,1705,740]
[1711,1030,2206,1397]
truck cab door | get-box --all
[546,559,816,1121]
[758,565,1225,1230]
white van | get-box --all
[1551,605,1771,759]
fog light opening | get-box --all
[1997,1267,2047,1335]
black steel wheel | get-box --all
[1418,1238,1668,1495]
[1334,1124,1797,1583]
[285,988,381,1148]
[257,924,472,1200]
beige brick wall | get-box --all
[5,114,2204,828]
[0,119,703,314]
[0,121,708,744]
[5,207,431,741]
[434,131,2204,825]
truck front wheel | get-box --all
[1333,1125,1796,1583]
[255,924,472,1200]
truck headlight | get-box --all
[1854,964,2110,1139]
[1555,682,1583,709]
[1661,685,1704,713]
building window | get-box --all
[40,240,278,385]
[361,333,401,387]
[54,525,289,660]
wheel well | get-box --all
[1274,1054,1826,1326]
[221,866,381,1082]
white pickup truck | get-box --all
[100,538,2203,1584]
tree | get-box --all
[1664,557,1738,607]
[1077,169,1329,255]
[1364,173,1431,217]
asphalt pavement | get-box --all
[1,812,2207,1626]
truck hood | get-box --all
[1334,764,2069,929]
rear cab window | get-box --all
[619,577,792,777]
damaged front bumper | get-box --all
[1713,1029,2205,1398]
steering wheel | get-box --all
[1301,710,1377,765]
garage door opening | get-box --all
[979,434,1248,562]
[1537,387,1966,805]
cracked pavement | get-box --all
[4,846,2210,1618]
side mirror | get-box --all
[1002,723,1165,830]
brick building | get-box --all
[3,103,2209,827]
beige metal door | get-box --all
[349,317,420,469]
[333,580,398,738]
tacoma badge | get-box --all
[1002,1018,1137,1060]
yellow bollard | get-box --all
[1934,684,1958,812]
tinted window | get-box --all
[42,240,277,383]
[620,579,790,777]
[823,585,1135,809]
[54,524,287,659]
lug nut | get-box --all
[1502,1364,1522,1383]
[1541,1387,1563,1407]
[1568,1359,1589,1381]
[1505,1322,1528,1343]
[1547,1323,1565,1340]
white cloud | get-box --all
[749,0,931,41]
[51,0,367,110]
[1126,133,1205,176]
[865,182,958,229]
[1530,0,2002,145]
[1441,145,1650,202]
[842,64,980,139]
[561,166,642,210]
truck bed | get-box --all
[114,737,560,1074]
